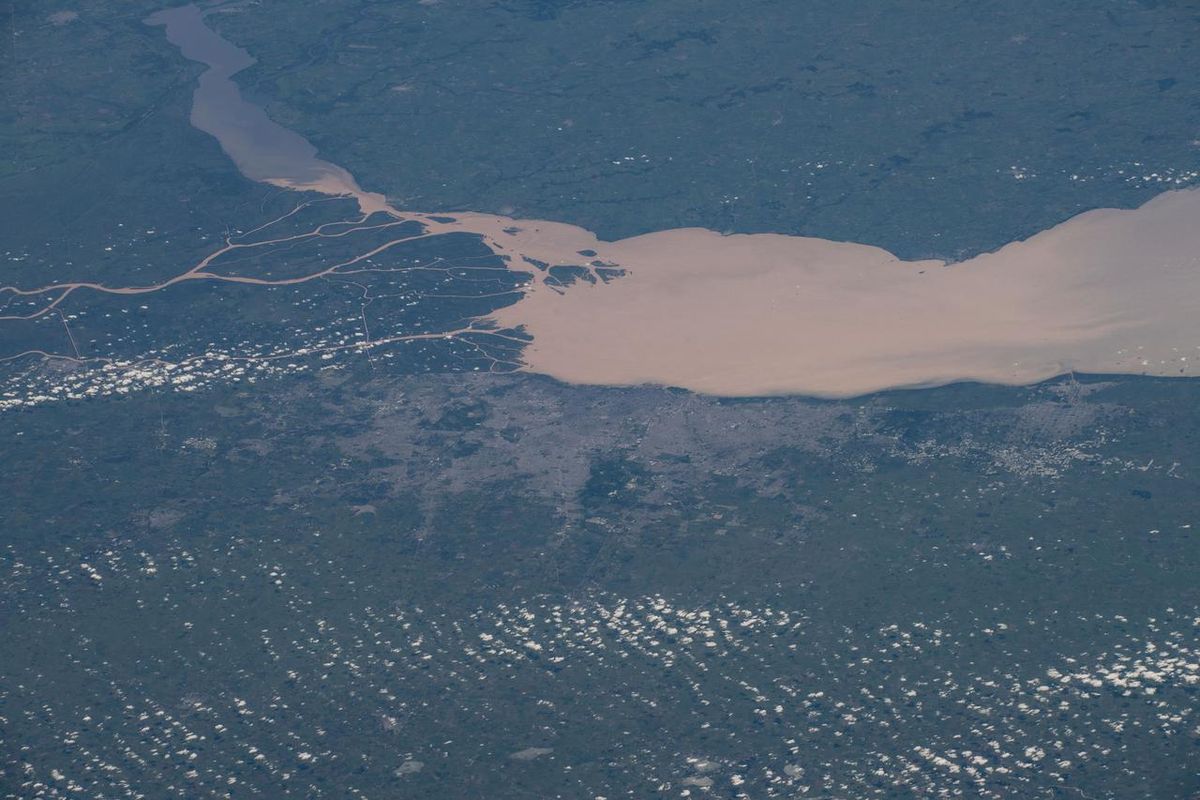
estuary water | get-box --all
[149,4,1200,397]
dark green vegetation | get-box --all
[2,372,1199,798]
[207,0,1200,259]
[3,2,1200,798]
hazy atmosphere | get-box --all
[2,2,1198,798]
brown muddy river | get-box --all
[149,4,1200,397]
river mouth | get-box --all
[148,4,1199,398]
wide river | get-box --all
[149,4,1200,397]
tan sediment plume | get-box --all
[448,190,1200,397]
[149,4,1200,398]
